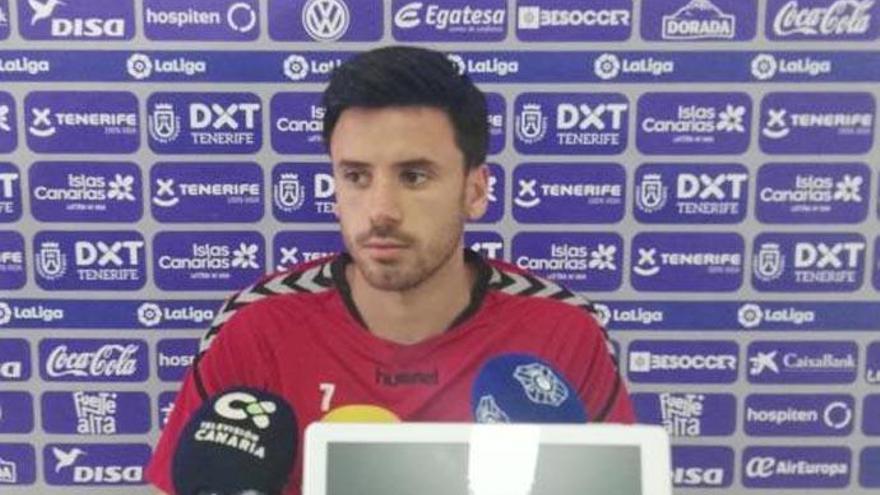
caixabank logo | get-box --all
[0,443,36,485]
[156,338,198,382]
[747,340,857,384]
[515,0,632,41]
[17,0,135,39]
[143,0,259,41]
[514,92,628,155]
[744,394,854,436]
[627,340,739,383]
[672,446,734,488]
[392,0,506,41]
[29,161,141,222]
[150,162,263,223]
[766,0,880,40]
[147,92,262,154]
[271,92,325,154]
[0,162,21,222]
[272,163,336,222]
[630,232,744,291]
[269,0,381,41]
[511,232,622,291]
[0,91,16,152]
[512,162,624,223]
[25,91,139,154]
[0,338,30,381]
[641,0,756,41]
[636,92,751,154]
[752,232,866,291]
[39,338,149,383]
[43,443,151,485]
[33,231,146,291]
[41,391,150,434]
[152,231,265,291]
[0,231,25,289]
[759,92,875,154]
[273,231,342,271]
[631,392,736,437]
[634,163,748,224]
[756,162,869,223]
[0,392,33,433]
[743,446,851,488]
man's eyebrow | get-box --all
[394,158,437,168]
[337,159,371,168]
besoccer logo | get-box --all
[751,54,778,81]
[594,53,621,80]
[127,53,153,80]
[0,301,12,326]
[738,303,763,329]
[283,54,309,81]
[137,303,163,327]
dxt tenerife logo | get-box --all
[151,162,262,223]
[271,92,325,154]
[136,302,215,329]
[633,392,736,437]
[45,444,150,485]
[126,53,208,80]
[18,0,134,39]
[40,339,149,382]
[29,161,141,222]
[272,163,336,222]
[148,93,261,154]
[0,92,17,153]
[768,0,879,40]
[752,233,866,291]
[269,0,380,41]
[636,93,751,154]
[514,93,628,155]
[0,163,22,222]
[273,231,342,270]
[627,340,739,383]
[0,232,25,290]
[153,231,265,291]
[0,301,64,327]
[737,302,816,329]
[750,53,833,81]
[392,0,507,41]
[743,446,851,488]
[25,91,139,154]
[672,446,734,488]
[649,0,747,41]
[631,232,743,291]
[446,53,519,78]
[516,0,632,41]
[512,232,623,291]
[745,394,854,436]
[465,231,504,260]
[756,163,869,223]
[634,164,748,223]
[593,52,675,80]
[144,0,258,40]
[760,92,874,154]
[513,163,625,223]
[747,341,857,384]
[34,231,146,291]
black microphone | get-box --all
[471,353,588,423]
[172,387,298,495]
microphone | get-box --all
[471,353,587,423]
[172,387,298,495]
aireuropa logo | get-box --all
[642,0,756,41]
[511,232,623,292]
[44,443,150,485]
[269,0,380,41]
[672,446,734,488]
[271,92,325,154]
[147,92,261,154]
[627,340,739,383]
[0,339,30,381]
[144,0,259,41]
[0,444,36,485]
[743,446,851,488]
[747,340,857,384]
[514,93,628,155]
[636,92,751,154]
[760,92,875,154]
[865,342,880,384]
[737,302,816,329]
[24,91,139,154]
[634,163,748,224]
[153,231,265,291]
[0,392,31,434]
[592,52,675,80]
[446,53,519,78]
[630,232,744,291]
[33,231,145,290]
[136,302,215,328]
[0,301,65,327]
[392,0,506,41]
[17,0,134,39]
[150,162,262,223]
[29,161,141,222]
[42,391,150,434]
[274,231,341,270]
[752,233,866,292]
[0,232,25,290]
[0,163,21,222]
[157,339,198,382]
[632,392,736,437]
[0,92,17,153]
[516,0,632,41]
[272,163,336,222]
[756,162,870,223]
[767,0,879,40]
[750,53,833,80]
[745,394,854,436]
[39,339,149,382]
[512,163,624,223]
[126,53,208,80]
[465,231,504,259]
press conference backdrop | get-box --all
[0,0,878,493]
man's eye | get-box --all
[343,170,368,185]
[401,170,428,186]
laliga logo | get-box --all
[738,303,763,329]
[302,0,350,41]
[446,53,466,75]
[594,53,621,80]
[215,391,277,429]
[751,54,778,80]
[137,303,162,327]
[283,54,309,81]
[126,53,152,80]
[0,301,11,326]
[591,303,611,327]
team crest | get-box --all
[635,174,668,213]
[35,242,67,280]
[149,103,181,144]
[515,104,547,144]
[513,362,568,407]
[753,243,785,282]
[474,395,510,423]
[274,173,306,212]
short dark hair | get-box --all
[322,46,488,170]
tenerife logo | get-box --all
[769,0,879,40]
[41,340,147,381]
[137,302,215,328]
[34,231,146,291]
[662,0,735,39]
[516,1,631,41]
[150,162,262,223]
[631,233,744,291]
[637,93,750,154]
[515,93,629,155]
[513,163,625,223]
[126,53,207,80]
[760,92,874,154]
[634,164,748,223]
[512,232,623,291]
[751,53,832,80]
[752,233,865,291]
[627,340,739,383]
[20,0,133,39]
[47,444,148,485]
[302,0,349,41]
[756,163,869,223]
[25,92,139,154]
[29,162,141,222]
[144,0,258,40]
[743,447,850,488]
[0,93,16,153]
[594,53,675,80]
[745,394,854,435]
[273,173,306,212]
[748,341,857,384]
[393,0,507,40]
[272,164,336,221]
[147,93,262,154]
[274,232,341,269]
[737,303,816,329]
[0,233,25,291]
[514,103,548,144]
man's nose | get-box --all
[367,175,403,227]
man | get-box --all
[147,46,634,494]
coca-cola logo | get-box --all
[772,0,875,38]
[45,344,140,378]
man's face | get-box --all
[330,106,488,291]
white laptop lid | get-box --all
[303,423,671,495]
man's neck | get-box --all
[346,251,476,345]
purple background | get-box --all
[862,448,880,487]
[672,446,734,488]
[43,443,151,485]
[874,236,880,290]
[25,92,139,154]
[39,339,149,383]
[33,230,146,291]
[747,340,857,384]
[756,163,870,224]
[0,0,9,40]
[273,231,342,271]
[636,92,751,154]
[642,0,756,41]
[392,0,506,41]
[41,391,151,434]
[150,162,263,223]
[29,161,142,222]
[631,232,744,291]
[272,163,336,222]
[513,163,625,223]
[0,443,36,485]
[0,230,25,289]
[0,163,22,222]
[627,340,739,383]
[632,392,736,436]
[511,231,623,291]
[766,0,880,40]
[0,338,30,381]
[486,93,506,154]
[517,0,632,41]
[634,163,748,224]
[862,394,880,435]
[867,341,880,384]
[147,92,262,154]
[745,394,855,436]
[156,339,198,382]
[17,0,135,40]
[752,232,866,292]
[0,392,33,433]
[152,231,265,291]
[144,0,259,40]
[271,92,325,154]
[157,391,177,429]
[269,0,382,41]
[742,446,851,488]
[0,91,16,152]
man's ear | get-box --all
[464,164,490,221]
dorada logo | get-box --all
[515,104,547,144]
[737,303,816,328]
[594,53,675,80]
[45,344,141,378]
[51,446,143,484]
[126,53,207,80]
[663,0,735,40]
[772,0,875,38]
[136,303,215,328]
[517,5,631,30]
[0,301,64,326]
[282,53,341,81]
[302,0,350,41]
[214,391,276,429]
[27,0,129,38]
[393,2,506,31]
[751,53,832,80]
[446,53,518,77]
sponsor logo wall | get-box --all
[0,0,878,492]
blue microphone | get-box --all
[172,387,298,495]
[472,353,588,423]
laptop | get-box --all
[303,423,672,495]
